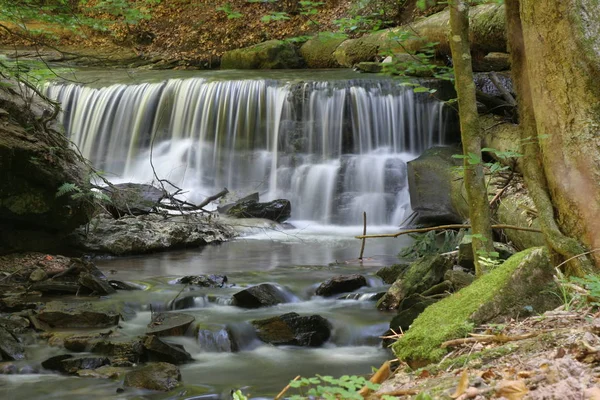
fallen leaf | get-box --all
[480,368,496,382]
[495,380,529,400]
[516,370,535,379]
[419,370,431,379]
[554,347,566,359]
[450,370,469,399]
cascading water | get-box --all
[45,76,451,225]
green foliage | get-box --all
[56,182,110,204]
[261,11,291,23]
[231,389,248,400]
[284,374,397,400]
[553,272,600,311]
[216,3,243,19]
[399,229,462,259]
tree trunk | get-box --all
[511,0,600,271]
[449,0,495,276]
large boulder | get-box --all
[232,283,291,308]
[226,199,291,223]
[124,362,181,392]
[34,301,121,329]
[104,183,164,218]
[0,86,92,254]
[251,312,331,347]
[407,146,464,224]
[315,274,367,297]
[221,40,302,69]
[299,33,346,68]
[69,213,234,255]
[333,36,380,67]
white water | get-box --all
[46,77,450,225]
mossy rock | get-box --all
[333,37,381,67]
[392,247,559,367]
[376,263,410,284]
[299,33,346,68]
[221,40,302,69]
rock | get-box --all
[232,283,291,309]
[196,327,235,352]
[0,326,25,360]
[0,316,30,334]
[124,362,181,391]
[252,312,331,347]
[60,356,110,373]
[70,214,234,255]
[104,183,164,218]
[29,268,47,282]
[146,312,195,337]
[90,339,145,364]
[421,280,453,296]
[473,52,511,72]
[30,281,80,294]
[76,365,127,379]
[355,62,382,73]
[389,294,444,338]
[109,280,142,290]
[377,255,453,310]
[0,87,93,254]
[35,301,120,329]
[78,272,116,295]
[221,40,302,69]
[217,192,259,214]
[407,146,465,224]
[299,33,346,68]
[444,269,475,291]
[41,354,73,371]
[333,37,380,67]
[457,236,518,270]
[376,263,410,284]
[226,199,291,223]
[176,274,228,288]
[143,335,192,364]
[315,274,367,297]
[393,247,561,366]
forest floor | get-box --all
[372,305,600,399]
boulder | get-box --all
[124,362,181,392]
[315,274,367,297]
[355,62,382,73]
[143,335,192,364]
[104,183,164,218]
[76,365,127,379]
[252,312,331,347]
[35,301,120,329]
[444,269,475,291]
[299,33,346,68]
[0,87,92,254]
[217,192,259,215]
[232,283,291,308]
[70,213,234,255]
[333,37,380,67]
[78,272,116,295]
[388,294,445,338]
[176,274,228,288]
[0,326,25,360]
[376,263,410,284]
[473,52,511,72]
[226,199,291,223]
[60,356,110,374]
[377,255,453,310]
[407,146,464,224]
[146,313,195,337]
[221,40,302,69]
[457,236,516,270]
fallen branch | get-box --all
[358,360,391,398]
[376,388,419,397]
[441,331,543,348]
[359,211,367,261]
[274,375,300,400]
[355,224,542,239]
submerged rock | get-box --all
[252,312,331,347]
[315,274,368,297]
[232,283,291,308]
[226,199,291,223]
[143,335,192,364]
[124,362,181,392]
[146,313,195,337]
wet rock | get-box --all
[78,272,116,295]
[104,183,164,218]
[421,280,453,296]
[1,363,17,374]
[30,281,80,295]
[0,296,39,312]
[0,316,30,334]
[146,312,195,337]
[232,283,291,309]
[35,301,120,329]
[376,263,410,284]
[226,199,291,223]
[143,335,192,364]
[70,214,234,256]
[196,328,234,352]
[61,356,110,373]
[124,362,181,392]
[315,274,368,297]
[444,269,475,291]
[41,354,73,371]
[176,275,228,288]
[168,295,204,310]
[217,192,259,214]
[92,339,145,364]
[377,255,453,310]
[0,326,25,360]
[77,365,127,379]
[251,312,331,347]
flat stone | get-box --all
[143,335,192,364]
[35,301,120,329]
[146,312,195,336]
[61,356,110,373]
[124,362,181,392]
[232,283,291,309]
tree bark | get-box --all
[509,0,600,272]
[449,0,495,276]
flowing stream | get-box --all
[1,70,453,399]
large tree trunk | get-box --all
[514,0,600,270]
[449,0,495,276]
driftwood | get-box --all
[355,224,542,240]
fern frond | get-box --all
[56,182,81,198]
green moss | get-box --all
[4,192,50,215]
[299,33,346,68]
[392,248,539,365]
[221,40,301,69]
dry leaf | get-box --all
[495,380,529,400]
[419,370,431,379]
[450,370,469,399]
[584,387,600,400]
[480,368,497,382]
[516,370,535,379]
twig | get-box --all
[555,248,600,270]
[274,375,300,400]
[376,388,419,397]
[359,211,367,261]
[355,224,542,239]
[441,331,543,348]
[358,360,391,398]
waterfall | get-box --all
[45,77,451,226]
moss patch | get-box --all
[392,247,541,365]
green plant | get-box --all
[56,182,110,203]
[216,3,243,19]
[399,229,462,259]
[285,374,397,400]
[261,11,290,23]
[231,389,248,400]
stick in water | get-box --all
[359,211,367,261]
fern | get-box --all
[55,182,81,198]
